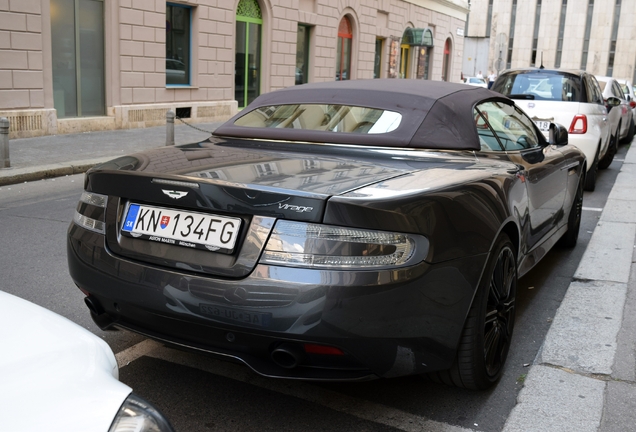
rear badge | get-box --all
[528,103,535,108]
[278,203,313,213]
[162,190,188,199]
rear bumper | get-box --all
[68,223,488,380]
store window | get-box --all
[235,0,263,108]
[51,0,105,118]
[442,38,452,81]
[374,38,383,78]
[166,4,191,85]
[336,17,352,81]
[296,25,310,85]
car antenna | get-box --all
[539,51,545,69]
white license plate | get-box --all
[121,203,241,252]
[534,120,550,131]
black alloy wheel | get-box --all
[584,146,599,191]
[599,130,617,170]
[429,233,517,389]
[560,173,584,248]
[482,239,517,379]
[621,118,635,144]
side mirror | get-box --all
[549,123,568,146]
[606,96,621,110]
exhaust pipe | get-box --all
[84,295,104,315]
[84,296,118,331]
[271,343,305,369]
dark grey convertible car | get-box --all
[68,80,585,389]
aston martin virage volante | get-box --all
[68,80,585,389]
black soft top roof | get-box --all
[213,79,511,150]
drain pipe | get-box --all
[0,117,9,168]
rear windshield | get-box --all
[492,71,583,102]
[233,104,402,134]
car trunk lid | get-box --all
[89,139,453,278]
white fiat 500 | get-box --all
[492,68,611,191]
[0,290,174,432]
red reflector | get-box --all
[79,287,90,296]
[568,114,587,134]
[304,343,344,356]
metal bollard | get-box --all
[166,110,175,146]
[0,117,9,168]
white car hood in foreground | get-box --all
[0,291,131,432]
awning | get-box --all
[402,28,434,47]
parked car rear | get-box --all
[614,78,636,137]
[595,76,634,146]
[492,68,611,191]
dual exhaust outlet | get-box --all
[271,343,305,369]
[84,294,335,369]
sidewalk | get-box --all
[1,124,635,431]
[0,120,222,186]
[503,145,636,432]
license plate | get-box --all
[534,120,550,131]
[121,203,241,253]
[200,303,271,327]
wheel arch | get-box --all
[500,221,520,262]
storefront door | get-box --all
[235,0,262,108]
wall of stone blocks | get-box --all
[0,0,469,137]
[0,0,44,111]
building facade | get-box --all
[463,0,636,81]
[0,0,468,138]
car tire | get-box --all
[621,118,635,144]
[598,131,617,170]
[584,147,599,192]
[429,233,517,390]
[560,172,584,248]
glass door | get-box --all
[51,0,105,117]
[400,44,410,78]
[235,0,262,108]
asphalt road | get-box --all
[0,144,628,432]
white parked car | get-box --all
[595,76,634,146]
[463,76,488,88]
[615,78,636,129]
[0,290,174,432]
[492,68,611,191]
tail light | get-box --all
[73,192,108,234]
[260,220,428,269]
[630,100,635,109]
[568,114,587,134]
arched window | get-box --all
[442,38,452,81]
[336,17,352,81]
[235,0,263,108]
